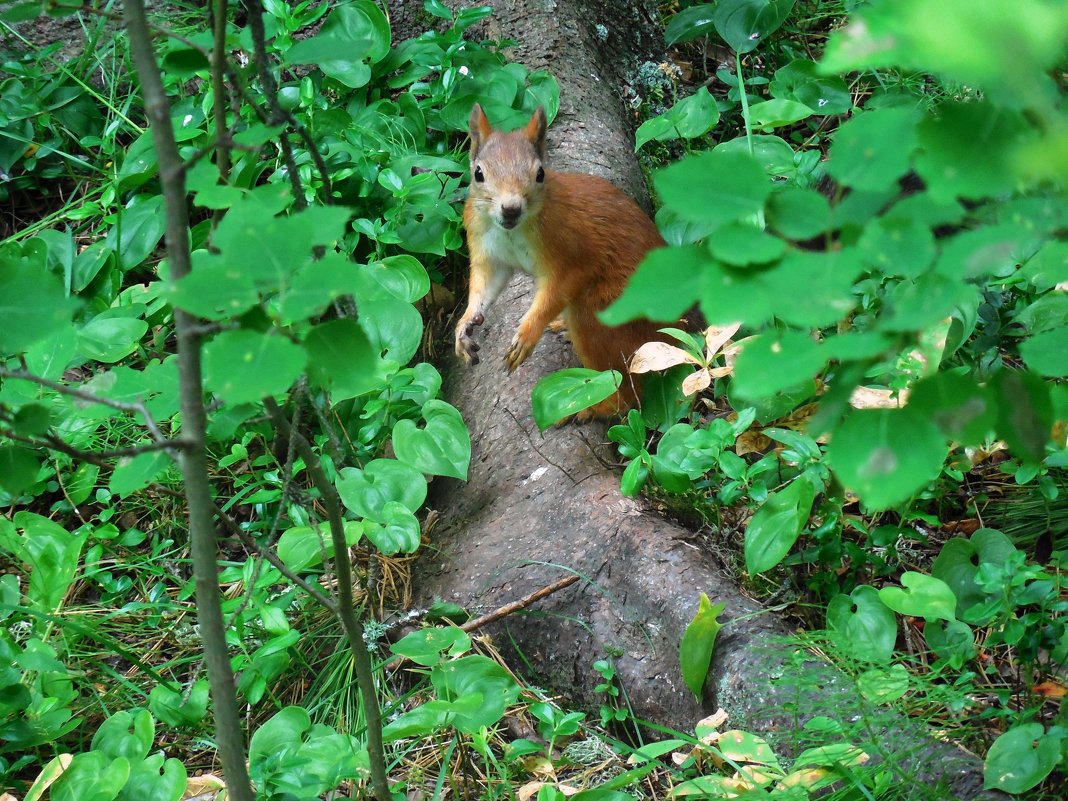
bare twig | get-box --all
[460,574,581,633]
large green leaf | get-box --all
[768,59,851,115]
[635,87,719,150]
[827,585,897,664]
[826,407,948,509]
[76,316,149,363]
[202,329,306,405]
[732,331,828,400]
[392,400,471,480]
[826,108,919,192]
[820,0,1068,102]
[303,319,383,400]
[600,246,706,326]
[1020,326,1068,377]
[654,150,771,228]
[664,4,717,46]
[908,373,997,446]
[992,369,1052,464]
[530,369,621,431]
[744,478,815,575]
[931,529,1017,623]
[361,503,421,555]
[679,593,725,697]
[335,459,426,521]
[984,724,1062,794]
[0,242,79,354]
[431,654,520,734]
[712,0,796,54]
[878,572,957,621]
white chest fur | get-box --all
[481,223,539,276]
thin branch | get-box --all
[123,3,255,800]
[459,574,581,633]
[264,398,390,801]
[0,369,168,444]
[0,430,185,461]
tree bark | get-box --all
[412,2,1002,798]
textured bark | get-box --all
[412,2,1002,798]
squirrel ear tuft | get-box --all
[469,103,492,158]
[525,106,547,158]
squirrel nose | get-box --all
[500,203,523,225]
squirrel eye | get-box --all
[473,165,485,183]
[536,166,545,183]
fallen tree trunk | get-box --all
[411,1,1001,797]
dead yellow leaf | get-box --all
[3,792,20,801]
[184,773,226,799]
[522,755,556,779]
[629,341,700,373]
[704,322,742,358]
[849,386,909,409]
[517,782,579,801]
[1034,680,1068,698]
[682,368,712,396]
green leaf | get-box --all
[714,134,797,179]
[149,679,209,728]
[826,108,919,192]
[991,369,1052,464]
[732,331,828,400]
[109,450,173,496]
[303,319,384,400]
[908,373,997,446]
[679,592,725,697]
[664,4,718,45]
[0,446,40,495]
[362,503,421,555]
[820,0,1068,102]
[766,188,830,240]
[91,709,154,762]
[878,572,957,621]
[111,195,165,270]
[915,104,1028,202]
[202,329,306,405]
[924,619,976,667]
[392,400,471,480]
[769,59,851,115]
[278,254,363,324]
[746,98,813,129]
[50,752,130,801]
[635,87,719,150]
[358,294,423,364]
[358,255,430,303]
[1020,327,1068,377]
[601,246,706,326]
[984,724,1061,794]
[116,753,187,801]
[827,585,897,664]
[706,221,785,266]
[390,626,471,667]
[858,217,935,278]
[76,316,149,363]
[276,522,361,572]
[336,459,427,521]
[0,243,79,354]
[827,407,948,509]
[530,369,621,430]
[856,664,909,704]
[431,654,520,733]
[744,478,815,574]
[712,0,797,54]
[653,150,772,228]
[931,528,1017,623]
[167,251,259,320]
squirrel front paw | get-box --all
[504,331,536,372]
[455,312,485,365]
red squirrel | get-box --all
[454,103,675,418]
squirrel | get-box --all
[454,103,678,419]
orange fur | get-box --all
[455,104,676,418]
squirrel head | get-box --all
[468,104,547,231]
